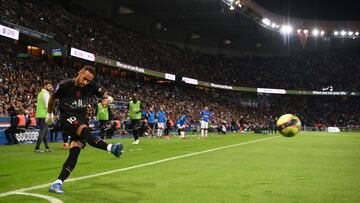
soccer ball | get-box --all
[276,114,301,137]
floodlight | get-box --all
[262,18,271,26]
[280,25,293,34]
[312,29,319,36]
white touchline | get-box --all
[0,136,279,198]
[11,192,63,203]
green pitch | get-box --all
[1,132,360,203]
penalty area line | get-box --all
[0,136,279,198]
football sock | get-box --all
[58,147,81,181]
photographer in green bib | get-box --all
[95,99,112,139]
[127,93,143,144]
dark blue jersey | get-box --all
[157,111,166,123]
[200,110,211,122]
[177,115,188,126]
[147,111,155,124]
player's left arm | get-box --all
[93,84,114,103]
[102,92,114,104]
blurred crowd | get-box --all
[1,0,360,91]
[1,44,359,129]
[1,0,360,130]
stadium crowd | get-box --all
[1,0,360,131]
[1,0,360,91]
[1,42,359,130]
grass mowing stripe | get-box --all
[0,136,279,198]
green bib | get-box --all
[96,103,109,120]
[35,89,48,118]
[129,101,141,120]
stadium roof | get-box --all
[65,0,360,54]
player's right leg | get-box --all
[147,125,151,138]
[49,140,82,194]
[49,138,122,194]
[49,116,123,194]
[157,123,160,137]
[200,121,205,137]
[158,123,164,137]
[131,119,140,144]
[179,125,185,139]
[151,125,155,137]
[204,122,209,138]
